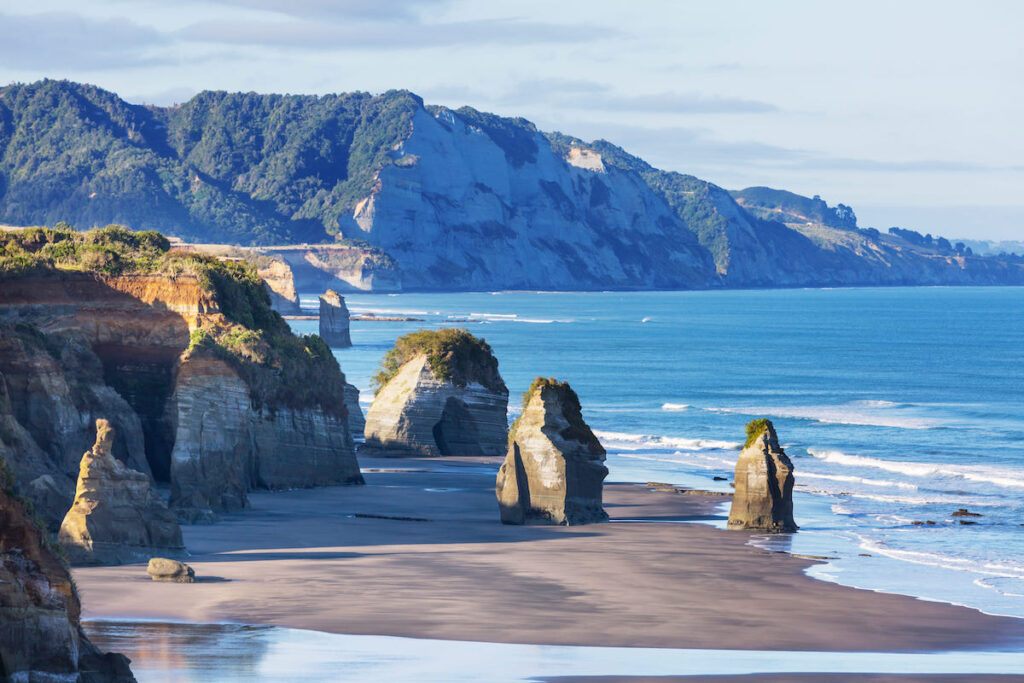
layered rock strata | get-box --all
[363,354,508,457]
[727,420,797,532]
[344,382,366,437]
[59,420,184,565]
[0,270,362,526]
[257,258,301,314]
[318,289,352,348]
[496,379,608,525]
[0,480,136,681]
[169,354,363,521]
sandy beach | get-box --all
[73,455,1024,657]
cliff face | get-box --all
[318,289,352,348]
[0,269,361,526]
[0,484,135,681]
[727,420,797,533]
[257,258,301,314]
[364,354,508,457]
[343,108,714,291]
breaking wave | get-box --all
[807,449,1024,490]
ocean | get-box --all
[289,286,1024,620]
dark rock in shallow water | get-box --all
[727,420,797,533]
[951,508,982,517]
[496,378,608,525]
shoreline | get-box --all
[73,456,1024,655]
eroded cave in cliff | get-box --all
[93,343,179,482]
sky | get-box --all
[1,0,1022,240]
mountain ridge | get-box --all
[1,79,1021,290]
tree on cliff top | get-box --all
[371,328,506,395]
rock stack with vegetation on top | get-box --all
[58,419,184,566]
[727,419,797,532]
[318,289,352,348]
[0,456,136,681]
[363,328,508,457]
[496,377,609,525]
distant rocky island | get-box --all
[0,80,1021,292]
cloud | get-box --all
[194,0,449,20]
[0,11,169,71]
[177,17,621,49]
[125,86,199,106]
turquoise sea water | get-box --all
[290,286,1024,619]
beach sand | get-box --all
[75,456,1024,655]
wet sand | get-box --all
[75,456,1024,653]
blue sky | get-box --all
[1,0,1021,239]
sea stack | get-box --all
[59,420,185,565]
[319,289,352,348]
[496,378,608,525]
[363,328,508,457]
[727,419,797,532]
[1,463,136,681]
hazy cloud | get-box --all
[177,18,621,49]
[0,11,168,70]
[193,0,448,21]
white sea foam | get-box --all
[661,403,690,411]
[854,535,1024,581]
[807,449,1024,490]
[707,402,935,430]
[593,430,741,452]
[798,471,919,490]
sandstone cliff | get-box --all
[727,419,797,532]
[59,420,184,565]
[0,468,136,681]
[363,329,508,457]
[256,257,301,315]
[0,227,363,526]
[318,289,352,348]
[496,378,608,525]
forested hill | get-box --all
[0,79,1020,290]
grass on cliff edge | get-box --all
[744,418,773,449]
[371,328,506,396]
[0,225,347,417]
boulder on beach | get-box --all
[496,377,609,525]
[59,420,185,565]
[147,557,196,583]
[319,289,352,348]
[727,419,797,532]
[363,329,508,457]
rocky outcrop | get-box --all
[0,269,363,526]
[363,354,508,457]
[169,353,363,521]
[727,420,797,532]
[0,479,136,682]
[167,355,252,521]
[257,258,301,314]
[344,382,366,437]
[147,557,195,583]
[59,420,184,565]
[318,289,352,348]
[496,378,608,525]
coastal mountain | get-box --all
[1,79,1021,290]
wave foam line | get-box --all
[594,430,740,452]
[661,403,690,411]
[707,404,935,430]
[808,449,1024,490]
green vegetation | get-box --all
[0,224,348,417]
[371,328,506,395]
[0,80,422,244]
[730,187,857,231]
[744,418,773,448]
